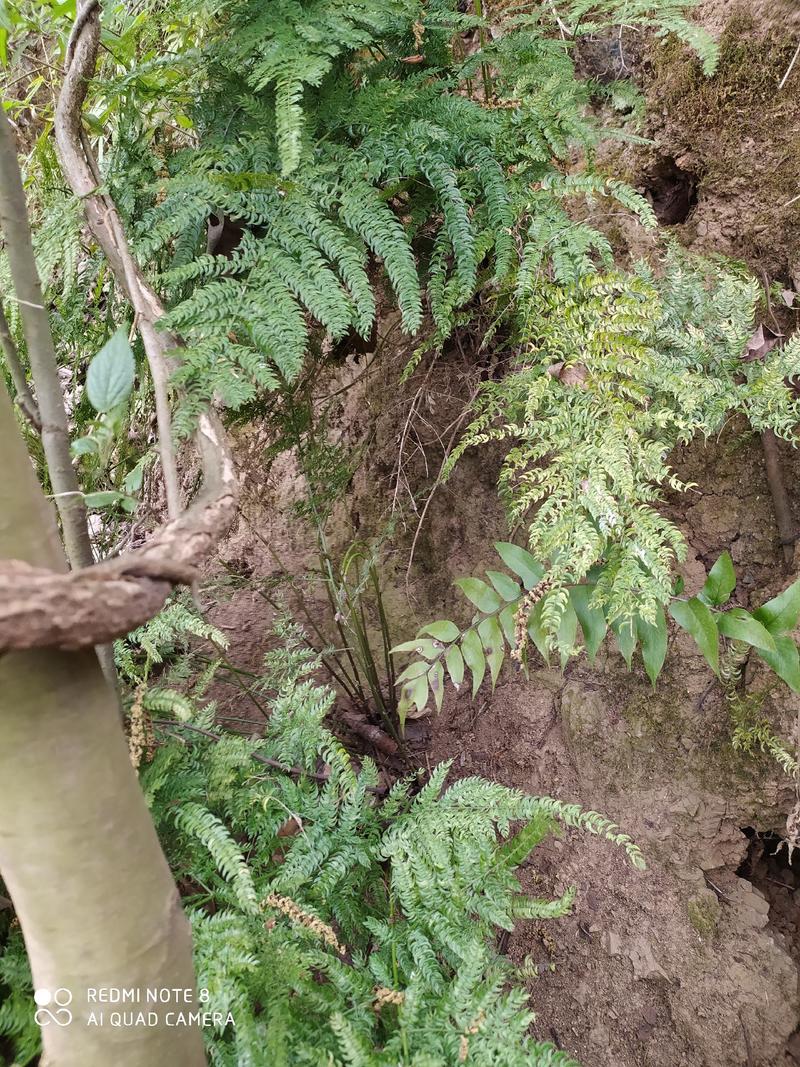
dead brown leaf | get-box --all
[741,323,782,362]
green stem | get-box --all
[473,0,493,103]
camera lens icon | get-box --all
[34,988,73,1027]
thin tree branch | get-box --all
[761,429,796,572]
[56,1,181,519]
[0,408,237,650]
[0,110,94,571]
[152,719,334,781]
[152,719,387,794]
[0,297,41,431]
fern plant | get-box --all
[0,622,644,1065]
[444,251,800,641]
[38,0,711,432]
[393,541,800,786]
[115,596,229,725]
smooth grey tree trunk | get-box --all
[0,377,206,1066]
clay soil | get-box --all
[202,4,800,1065]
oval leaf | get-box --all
[754,579,800,636]
[636,608,667,687]
[669,597,719,676]
[391,638,442,659]
[398,673,429,727]
[698,552,736,608]
[478,616,505,688]
[86,328,135,412]
[526,600,550,663]
[455,577,501,614]
[445,644,464,689]
[461,628,486,696]
[395,660,430,685]
[716,608,776,653]
[570,585,607,662]
[421,620,460,642]
[83,490,129,509]
[498,603,517,645]
[494,542,544,590]
[486,570,522,602]
[610,616,638,668]
[428,661,445,713]
[756,634,800,692]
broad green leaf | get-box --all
[611,616,637,668]
[570,585,607,662]
[698,552,735,607]
[478,616,505,688]
[123,456,148,494]
[398,673,429,728]
[428,661,445,713]
[756,634,800,692]
[669,597,719,676]
[455,577,501,614]
[494,542,544,590]
[445,644,464,688]
[86,328,135,412]
[461,628,486,696]
[395,660,430,685]
[754,579,800,635]
[71,436,99,457]
[486,569,522,602]
[498,603,517,645]
[421,620,460,642]
[716,608,776,653]
[636,608,667,687]
[391,638,441,659]
[527,601,550,663]
[83,490,131,509]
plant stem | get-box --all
[0,297,41,430]
[0,110,93,571]
[474,0,494,103]
[761,429,796,572]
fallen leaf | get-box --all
[400,54,425,64]
[741,323,782,362]
[781,289,796,308]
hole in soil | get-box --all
[737,826,799,953]
[644,156,698,225]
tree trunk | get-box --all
[0,378,206,1066]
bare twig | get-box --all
[152,719,333,781]
[339,710,399,756]
[0,409,236,650]
[0,297,41,430]
[56,2,181,519]
[153,718,387,794]
[761,429,796,571]
[739,1012,754,1067]
[779,40,800,91]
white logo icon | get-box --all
[34,988,73,1027]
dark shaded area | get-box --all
[643,156,698,224]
